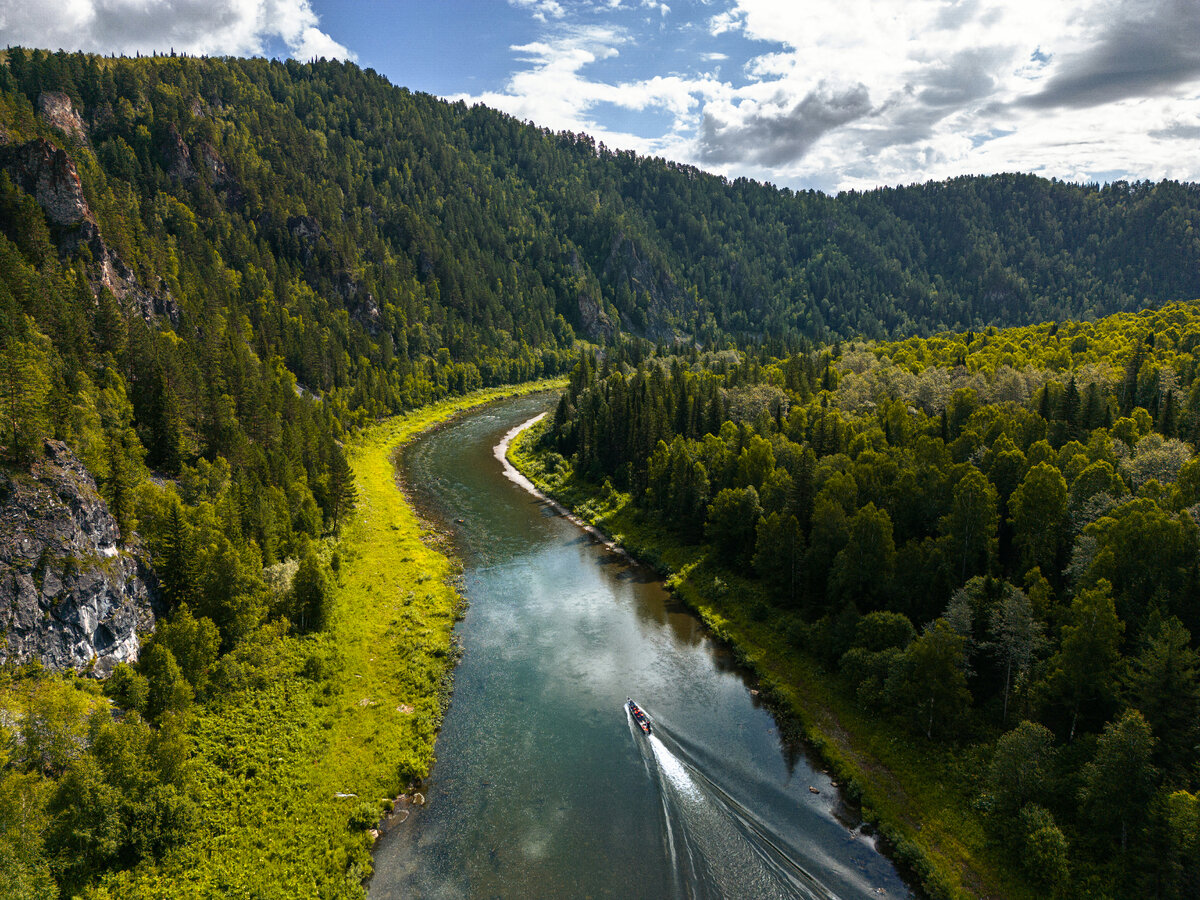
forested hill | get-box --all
[2,47,1199,566]
[4,50,1200,367]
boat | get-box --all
[627,698,652,735]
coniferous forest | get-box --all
[0,47,1198,898]
[524,303,1200,898]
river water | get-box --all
[369,395,912,900]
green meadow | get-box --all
[2,381,563,899]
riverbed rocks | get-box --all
[0,439,157,675]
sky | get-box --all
[2,0,1199,192]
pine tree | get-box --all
[325,442,357,533]
[0,316,52,465]
[104,434,137,542]
[157,500,196,611]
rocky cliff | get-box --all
[0,100,180,324]
[0,440,156,675]
[37,90,88,144]
[602,234,685,344]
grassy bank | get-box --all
[508,417,1028,900]
[82,380,564,898]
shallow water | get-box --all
[369,396,912,900]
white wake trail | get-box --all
[636,714,843,900]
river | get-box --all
[369,395,913,900]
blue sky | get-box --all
[3,0,1200,191]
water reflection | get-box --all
[369,397,911,900]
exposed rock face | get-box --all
[162,123,196,180]
[0,138,179,324]
[0,440,156,675]
[288,214,323,265]
[2,137,92,227]
[333,271,381,332]
[162,120,243,206]
[37,92,88,144]
[288,214,322,243]
[566,248,615,341]
[198,140,231,186]
[603,234,685,343]
[576,289,615,342]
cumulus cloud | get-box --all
[1019,0,1200,109]
[681,0,1200,188]
[1149,117,1200,141]
[0,0,353,60]
[435,0,1200,189]
[510,0,567,23]
[463,26,626,131]
[699,82,873,165]
[916,46,1007,109]
[452,22,718,160]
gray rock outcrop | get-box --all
[37,91,88,144]
[602,233,685,343]
[0,137,179,324]
[2,137,92,227]
[576,288,616,342]
[161,123,197,180]
[1,440,156,675]
[198,140,232,186]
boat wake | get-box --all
[627,706,843,900]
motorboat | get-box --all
[627,698,652,735]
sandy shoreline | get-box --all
[494,414,637,564]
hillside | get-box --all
[2,50,1198,523]
[3,52,1200,372]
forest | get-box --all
[523,301,1200,898]
[1,46,1199,898]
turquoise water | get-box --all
[369,396,912,900]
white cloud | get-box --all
[707,9,744,36]
[511,0,568,23]
[453,23,721,160]
[470,0,1200,189]
[683,0,1200,189]
[0,0,353,60]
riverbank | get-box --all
[507,417,1028,900]
[85,380,564,898]
[324,380,567,807]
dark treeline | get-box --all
[541,303,1200,898]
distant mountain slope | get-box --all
[2,49,1199,523]
[3,52,1199,370]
